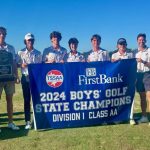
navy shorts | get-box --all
[136,73,145,92]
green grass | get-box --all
[0,83,150,150]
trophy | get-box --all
[0,50,15,82]
[88,52,99,62]
[46,53,56,63]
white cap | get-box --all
[24,33,34,40]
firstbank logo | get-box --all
[86,68,96,77]
[79,68,123,85]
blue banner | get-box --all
[28,59,137,130]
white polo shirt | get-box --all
[134,47,150,72]
[42,46,67,63]
[17,48,42,75]
[66,52,85,62]
[111,51,134,60]
[87,49,110,62]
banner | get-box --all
[28,59,137,130]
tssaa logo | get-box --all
[46,70,63,88]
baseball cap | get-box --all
[24,33,34,40]
[117,38,127,45]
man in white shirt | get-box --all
[42,31,67,63]
[134,33,150,124]
[0,27,20,132]
[66,38,85,62]
[84,34,110,62]
[17,33,42,129]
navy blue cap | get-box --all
[117,38,127,45]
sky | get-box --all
[1,0,150,53]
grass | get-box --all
[0,82,150,150]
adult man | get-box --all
[17,33,42,129]
[42,31,67,63]
[135,33,150,124]
[84,34,110,62]
[66,38,85,62]
[0,27,20,132]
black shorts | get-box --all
[136,73,145,92]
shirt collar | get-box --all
[69,52,79,57]
[0,43,8,50]
[25,48,34,54]
[51,46,61,51]
[92,48,103,54]
[117,51,127,56]
[138,46,148,52]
